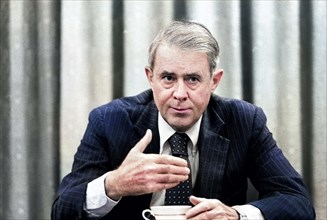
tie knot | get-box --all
[168,132,189,157]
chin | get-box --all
[165,115,194,132]
[170,122,192,132]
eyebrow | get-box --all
[160,70,174,75]
[159,70,202,77]
[185,72,202,77]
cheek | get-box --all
[152,88,171,108]
[191,91,211,111]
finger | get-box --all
[186,197,209,219]
[148,174,188,188]
[133,129,152,153]
[146,181,182,193]
[189,196,222,206]
[189,195,206,205]
[155,163,190,176]
[154,154,188,167]
[155,172,189,184]
[186,197,223,219]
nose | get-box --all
[173,80,188,101]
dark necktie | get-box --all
[164,132,192,205]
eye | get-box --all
[163,76,173,81]
[186,76,200,84]
[163,75,174,82]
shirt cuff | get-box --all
[84,173,120,217]
[233,204,265,220]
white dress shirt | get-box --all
[149,114,201,206]
[84,114,264,219]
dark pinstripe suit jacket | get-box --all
[52,89,315,220]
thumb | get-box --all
[132,129,152,153]
[189,195,205,206]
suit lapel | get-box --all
[195,105,230,198]
[134,100,160,154]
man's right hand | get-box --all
[104,129,190,200]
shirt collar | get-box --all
[158,113,202,153]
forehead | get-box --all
[153,44,210,74]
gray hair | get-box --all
[148,20,220,74]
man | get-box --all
[52,20,315,220]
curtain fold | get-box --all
[0,0,326,219]
[0,0,60,219]
[311,1,327,218]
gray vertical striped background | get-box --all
[0,1,326,219]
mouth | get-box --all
[170,107,191,114]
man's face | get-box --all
[145,44,223,132]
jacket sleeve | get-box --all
[247,107,315,220]
[51,108,110,220]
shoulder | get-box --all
[208,94,267,125]
[89,89,155,121]
[210,94,260,114]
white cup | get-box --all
[142,205,191,220]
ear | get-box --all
[145,66,154,85]
[210,69,223,92]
